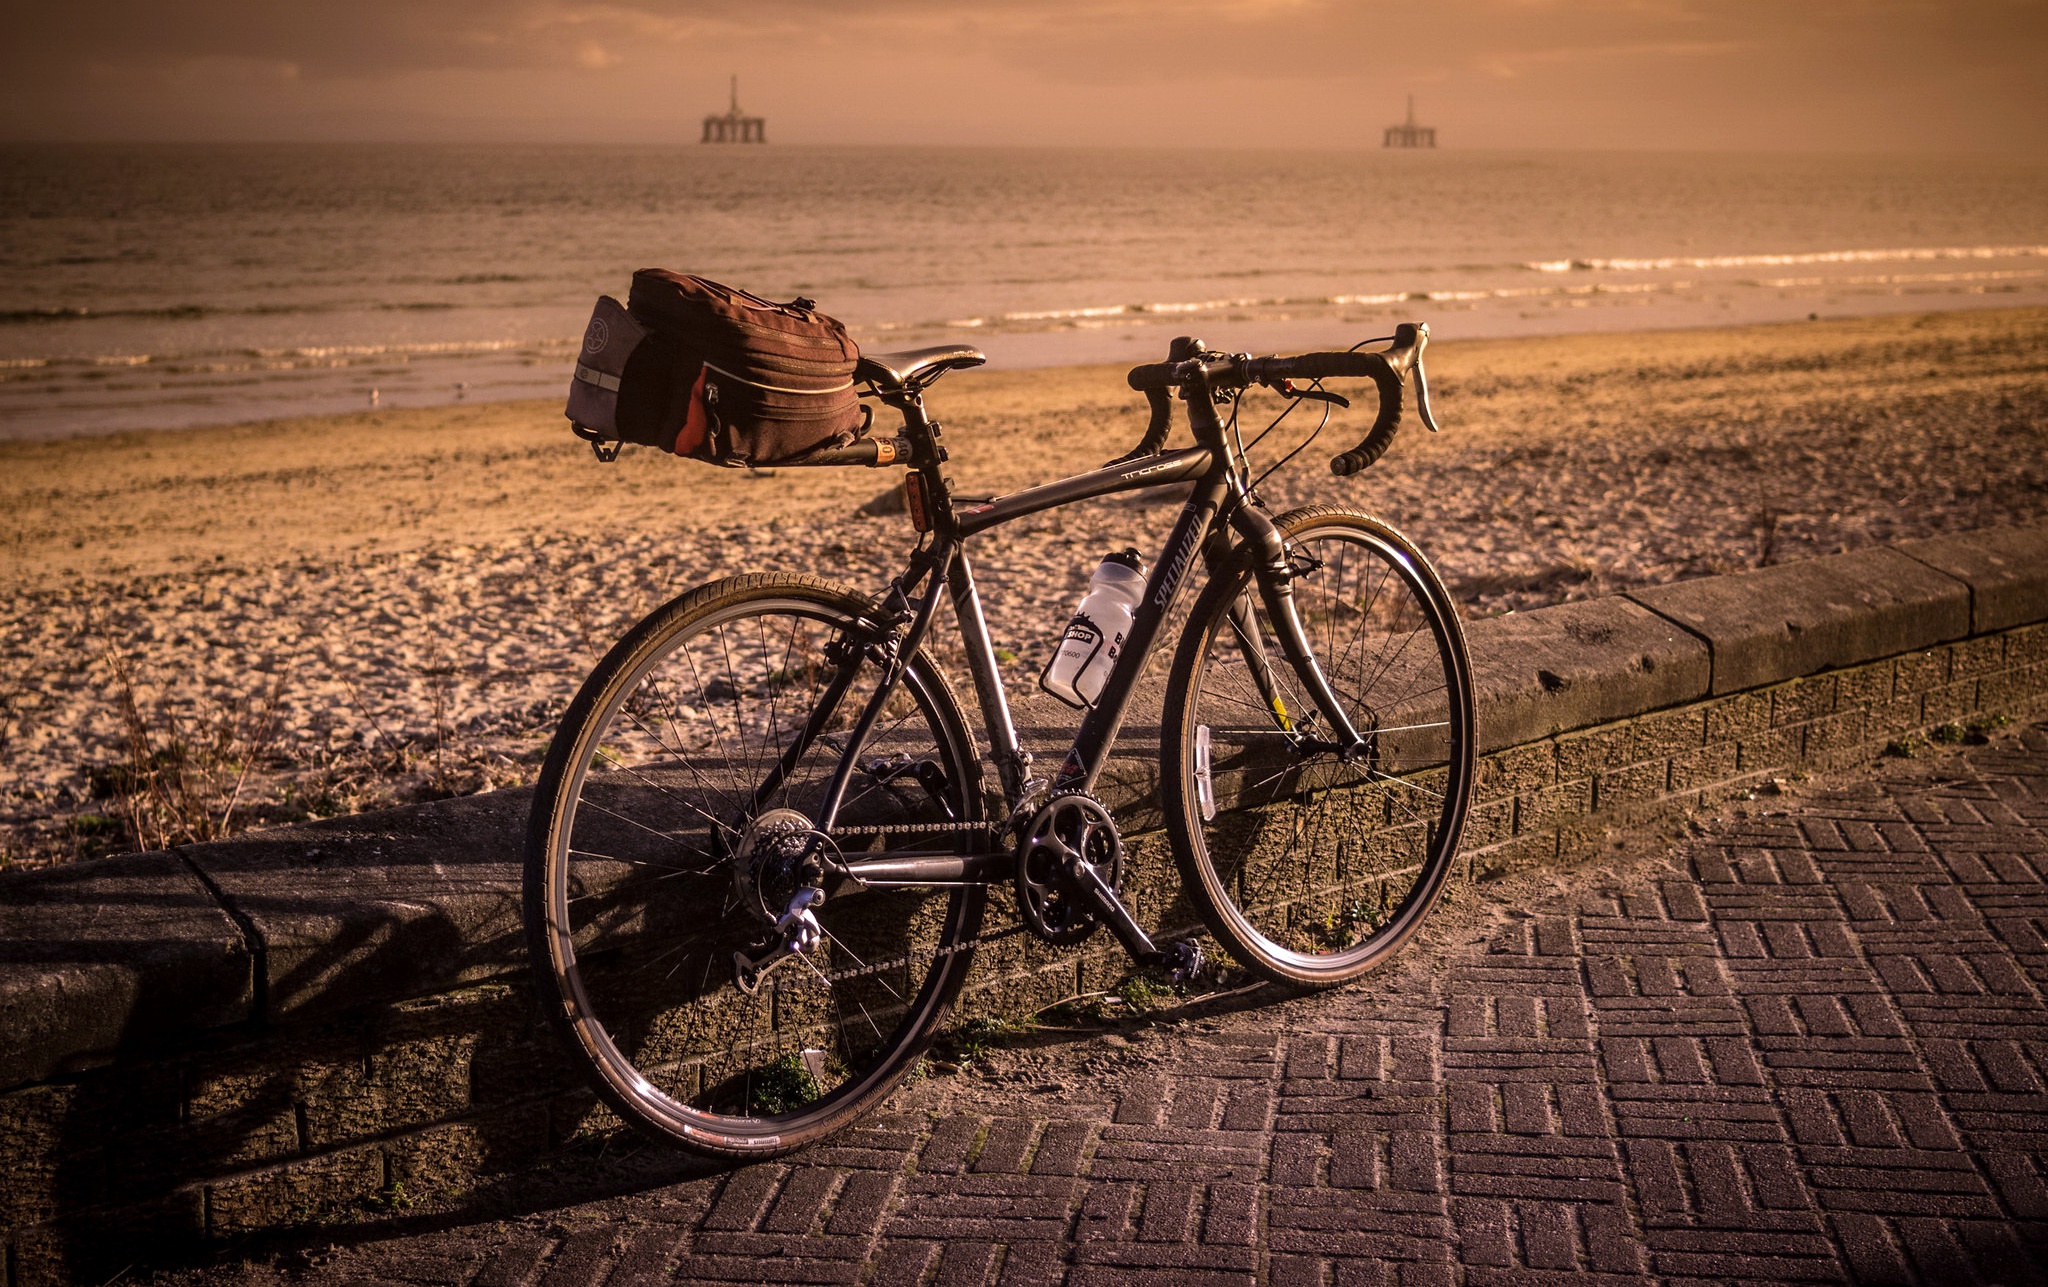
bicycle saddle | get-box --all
[856,345,986,391]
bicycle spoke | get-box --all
[1172,513,1470,984]
[532,584,985,1151]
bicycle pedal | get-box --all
[1165,939,1205,985]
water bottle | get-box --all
[1040,549,1147,708]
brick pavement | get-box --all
[172,723,2048,1287]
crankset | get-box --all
[1012,789,1207,982]
[1015,790,1123,945]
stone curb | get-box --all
[1,521,2044,1099]
[0,855,252,1089]
[1894,520,2048,634]
[1626,546,1971,695]
[1465,596,1708,753]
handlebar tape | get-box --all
[1315,323,1426,476]
[1316,352,1406,477]
[1126,362,1176,393]
[1104,386,1175,467]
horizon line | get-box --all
[2,138,2043,160]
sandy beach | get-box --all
[3,306,2044,869]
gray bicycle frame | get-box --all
[801,372,1368,911]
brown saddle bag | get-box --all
[566,271,867,466]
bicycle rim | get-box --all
[1165,508,1473,985]
[524,576,986,1157]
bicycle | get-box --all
[524,322,1474,1158]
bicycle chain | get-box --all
[827,819,1003,838]
[815,920,1025,985]
[806,816,1013,985]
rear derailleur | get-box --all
[731,808,835,994]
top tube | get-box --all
[952,446,1212,539]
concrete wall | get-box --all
[3,522,2044,1281]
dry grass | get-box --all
[92,644,286,856]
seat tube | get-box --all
[947,548,1028,802]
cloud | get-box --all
[0,0,2041,151]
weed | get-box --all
[1117,974,1171,1014]
[66,813,124,838]
[994,648,1019,665]
[1967,713,2012,739]
[101,644,285,853]
[281,778,346,820]
[362,1180,415,1213]
[1045,995,1117,1025]
[747,1052,824,1114]
[1931,722,1969,745]
[944,1014,1032,1065]
[1886,732,1929,758]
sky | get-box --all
[3,0,2045,154]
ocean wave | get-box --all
[251,337,573,360]
[1753,268,2048,288]
[0,299,479,327]
[0,304,213,325]
[980,281,1698,328]
[0,336,580,374]
[1526,244,2048,273]
[1001,304,1142,322]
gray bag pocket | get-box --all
[565,295,648,436]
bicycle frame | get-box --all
[775,373,1369,967]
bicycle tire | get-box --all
[524,573,987,1159]
[1162,507,1474,987]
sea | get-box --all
[3,144,2045,440]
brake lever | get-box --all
[1412,356,1441,433]
[1271,379,1351,409]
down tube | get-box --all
[1057,473,1230,793]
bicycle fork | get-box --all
[1230,505,1369,755]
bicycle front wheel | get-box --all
[1163,507,1474,986]
[524,574,987,1159]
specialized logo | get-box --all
[1153,530,1200,608]
[582,316,610,354]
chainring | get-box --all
[1014,789,1124,946]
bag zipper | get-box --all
[704,363,855,395]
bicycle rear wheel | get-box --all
[1162,507,1473,986]
[524,574,986,1159]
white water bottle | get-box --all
[1040,549,1147,708]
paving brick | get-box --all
[73,721,2048,1287]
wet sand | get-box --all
[3,306,2044,867]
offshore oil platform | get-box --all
[1383,96,1436,149]
[701,76,766,144]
